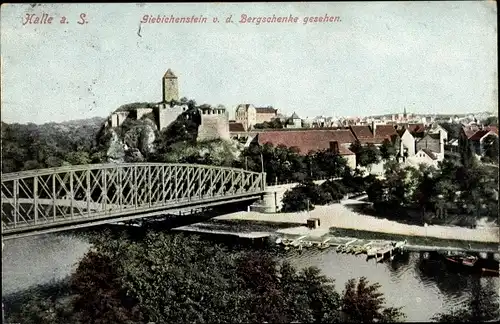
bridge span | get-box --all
[1,163,266,240]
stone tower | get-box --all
[162,69,179,103]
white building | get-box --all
[286,112,302,129]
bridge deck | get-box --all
[2,163,267,239]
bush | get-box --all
[281,186,315,212]
[320,180,347,202]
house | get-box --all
[254,129,356,169]
[286,112,302,129]
[255,106,278,124]
[398,128,417,157]
[405,123,426,138]
[459,125,499,156]
[349,123,399,146]
[235,104,257,131]
[467,129,499,155]
[416,133,444,160]
[407,148,439,168]
[329,141,356,169]
[235,104,279,131]
[428,122,448,143]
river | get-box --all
[2,232,499,322]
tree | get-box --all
[379,139,397,160]
[64,151,91,166]
[482,116,498,127]
[310,149,349,178]
[71,251,143,324]
[253,119,284,129]
[359,144,382,167]
[349,140,363,161]
[366,178,386,206]
[341,277,405,323]
[321,180,347,202]
[7,231,407,324]
[350,142,381,168]
[281,184,317,212]
[482,135,499,164]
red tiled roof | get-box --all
[374,125,398,138]
[407,124,425,133]
[350,126,373,139]
[469,130,495,141]
[421,149,438,160]
[229,122,245,132]
[462,125,480,139]
[485,126,498,134]
[255,107,277,114]
[350,125,398,144]
[331,129,357,143]
[257,129,356,155]
[358,138,387,145]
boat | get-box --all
[354,247,363,255]
[366,247,377,257]
[443,254,499,276]
[318,242,330,250]
[303,241,313,248]
[462,256,478,267]
[445,254,477,266]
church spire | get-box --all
[403,106,407,118]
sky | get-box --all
[1,2,498,124]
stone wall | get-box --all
[136,107,153,120]
[110,111,130,128]
[158,105,187,131]
[197,113,230,142]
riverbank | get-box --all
[215,196,499,244]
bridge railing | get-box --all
[1,163,266,233]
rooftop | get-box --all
[229,122,245,132]
[255,107,277,114]
[256,129,356,155]
[163,69,177,78]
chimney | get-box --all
[330,141,340,154]
[371,120,376,136]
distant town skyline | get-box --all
[1,2,497,124]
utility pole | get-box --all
[260,153,264,173]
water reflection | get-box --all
[2,233,499,322]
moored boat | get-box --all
[443,254,499,276]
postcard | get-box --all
[1,2,498,323]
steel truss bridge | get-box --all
[1,163,266,240]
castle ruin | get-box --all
[107,68,229,141]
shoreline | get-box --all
[213,198,499,244]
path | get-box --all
[216,195,499,243]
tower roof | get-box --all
[163,69,177,78]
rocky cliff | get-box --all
[94,103,242,165]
